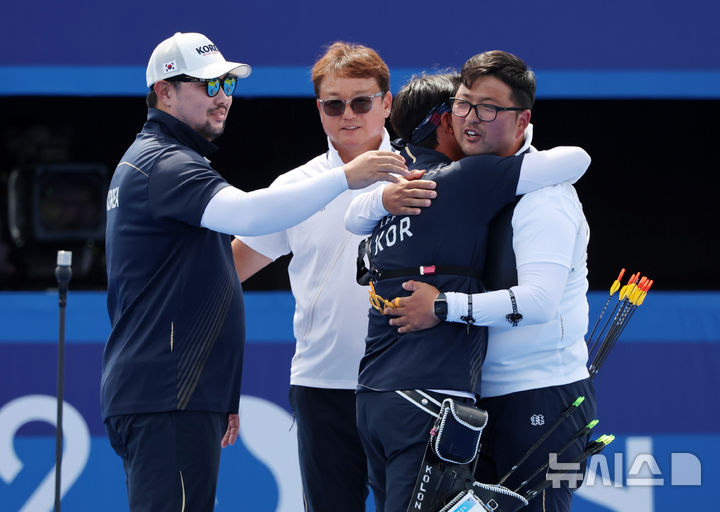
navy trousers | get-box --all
[474,378,597,512]
[289,385,369,512]
[105,410,226,512]
[356,390,475,512]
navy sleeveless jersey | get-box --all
[358,144,523,395]
[102,109,245,419]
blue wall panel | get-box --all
[2,0,719,97]
[1,291,717,510]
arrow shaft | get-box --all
[513,425,593,493]
[498,399,583,486]
[523,441,607,499]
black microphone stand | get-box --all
[54,250,72,512]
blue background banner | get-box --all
[2,3,718,508]
[0,290,717,511]
[2,0,720,97]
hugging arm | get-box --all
[516,146,590,194]
[344,170,437,235]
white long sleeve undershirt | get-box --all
[446,262,569,326]
[200,166,348,235]
[344,146,590,235]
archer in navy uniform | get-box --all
[102,32,407,512]
[345,73,590,512]
[373,52,597,512]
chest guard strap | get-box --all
[356,238,482,285]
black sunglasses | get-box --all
[317,91,385,116]
[167,75,237,97]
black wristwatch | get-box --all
[433,292,448,321]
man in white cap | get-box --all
[101,32,408,512]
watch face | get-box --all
[434,294,448,320]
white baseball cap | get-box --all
[146,32,252,88]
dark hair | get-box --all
[312,42,390,97]
[146,78,183,109]
[390,73,460,149]
[146,89,158,108]
[461,50,536,110]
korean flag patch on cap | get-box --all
[163,61,177,74]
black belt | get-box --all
[375,264,481,281]
[396,389,478,418]
[358,263,482,285]
[395,389,443,417]
[356,238,482,285]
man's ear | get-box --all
[382,91,393,118]
[440,111,454,135]
[516,109,531,138]
[437,111,465,161]
[154,80,175,108]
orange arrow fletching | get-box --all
[637,279,654,305]
[610,268,626,295]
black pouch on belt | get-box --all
[432,398,489,465]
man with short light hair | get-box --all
[231,42,433,512]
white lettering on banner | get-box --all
[237,395,301,512]
[670,453,702,485]
[576,437,654,512]
[0,393,303,511]
[564,436,701,510]
[0,395,90,512]
[546,452,585,488]
[627,453,664,486]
